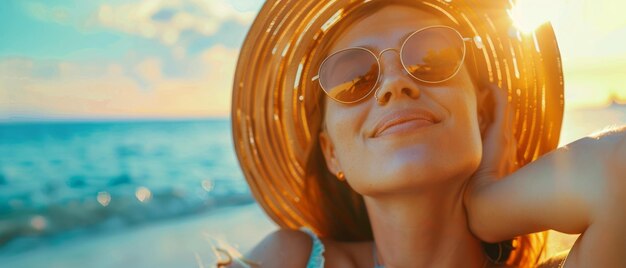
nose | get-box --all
[374,48,421,105]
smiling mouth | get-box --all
[373,118,436,138]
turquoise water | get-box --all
[0,119,252,253]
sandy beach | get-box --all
[1,203,277,268]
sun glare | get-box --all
[509,0,562,33]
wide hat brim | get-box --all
[232,0,564,234]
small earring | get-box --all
[336,171,346,181]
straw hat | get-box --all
[231,0,564,240]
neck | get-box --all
[365,180,487,268]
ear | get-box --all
[318,129,342,176]
[475,84,492,138]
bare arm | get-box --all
[466,126,626,266]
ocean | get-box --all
[0,119,253,254]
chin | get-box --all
[359,151,480,196]
[352,162,439,196]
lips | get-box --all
[371,109,439,138]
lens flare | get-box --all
[509,0,562,33]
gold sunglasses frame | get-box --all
[312,25,484,104]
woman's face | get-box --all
[319,5,485,196]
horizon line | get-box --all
[0,115,231,124]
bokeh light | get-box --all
[135,186,152,203]
[97,191,111,207]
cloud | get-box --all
[22,2,71,25]
[140,44,239,116]
[0,44,240,119]
[133,57,163,90]
[96,0,259,47]
[0,58,34,79]
[19,1,101,33]
[200,45,238,83]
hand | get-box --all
[463,83,518,230]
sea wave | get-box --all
[0,119,254,252]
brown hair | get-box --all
[302,1,548,266]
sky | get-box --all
[0,0,625,121]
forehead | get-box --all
[329,4,445,52]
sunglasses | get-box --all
[312,25,483,104]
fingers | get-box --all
[501,132,518,176]
[485,83,510,135]
[484,83,518,177]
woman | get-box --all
[229,0,626,267]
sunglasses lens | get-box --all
[319,48,379,103]
[402,27,465,82]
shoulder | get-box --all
[242,229,357,268]
[243,229,314,267]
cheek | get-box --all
[426,87,482,172]
[325,101,370,163]
[445,92,483,171]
